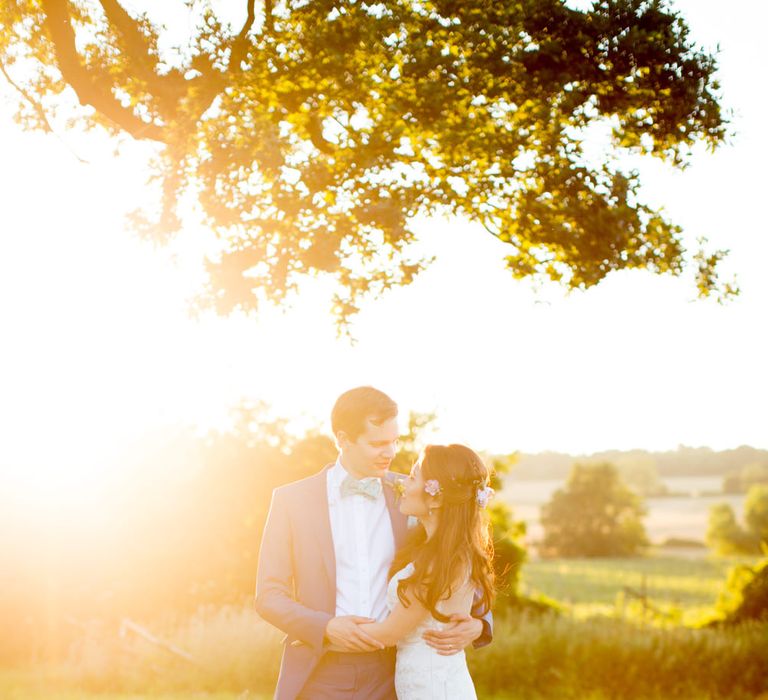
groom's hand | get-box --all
[422,614,482,656]
[324,616,384,652]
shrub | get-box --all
[714,557,768,624]
[468,613,768,699]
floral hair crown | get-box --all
[424,478,494,508]
[476,485,495,508]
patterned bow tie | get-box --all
[340,474,382,500]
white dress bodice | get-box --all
[386,563,477,699]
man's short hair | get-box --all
[331,386,398,440]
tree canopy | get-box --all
[540,462,648,557]
[708,484,768,555]
[0,0,733,323]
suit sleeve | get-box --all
[254,487,333,652]
[470,591,493,649]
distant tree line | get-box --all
[722,463,768,494]
[508,446,768,490]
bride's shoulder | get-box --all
[389,562,426,603]
[446,563,474,599]
[392,561,415,581]
[387,562,421,610]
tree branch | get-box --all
[230,0,257,70]
[307,113,335,155]
[185,0,275,125]
[264,0,274,34]
[41,0,164,141]
[481,219,501,237]
[0,58,89,163]
[0,60,53,134]
[96,0,186,118]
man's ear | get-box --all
[335,430,350,450]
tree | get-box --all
[745,484,768,547]
[0,0,734,325]
[540,462,648,557]
[390,410,437,474]
[706,485,768,556]
[486,453,528,611]
[706,503,757,556]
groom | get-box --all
[255,386,492,699]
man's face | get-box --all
[338,416,399,479]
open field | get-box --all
[4,611,767,700]
[520,553,760,621]
[0,667,252,699]
[2,554,765,699]
[503,475,746,545]
[0,680,250,700]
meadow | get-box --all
[505,475,745,544]
[3,553,765,700]
[520,552,757,623]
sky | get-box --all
[0,0,766,496]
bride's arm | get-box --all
[358,590,430,648]
[360,582,474,648]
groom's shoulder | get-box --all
[272,464,332,500]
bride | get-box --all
[360,444,495,699]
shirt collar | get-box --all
[330,457,383,484]
[329,458,348,490]
[328,458,383,502]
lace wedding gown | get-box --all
[386,563,477,699]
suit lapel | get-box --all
[311,465,336,602]
[384,472,408,548]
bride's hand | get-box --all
[422,614,482,656]
[324,615,385,652]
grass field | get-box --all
[520,552,759,622]
[0,668,254,700]
[2,554,765,699]
[0,667,558,700]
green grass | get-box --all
[3,555,766,699]
[520,553,760,621]
[469,614,768,700]
[0,668,266,699]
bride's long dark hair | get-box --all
[389,444,495,622]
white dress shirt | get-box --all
[326,459,395,622]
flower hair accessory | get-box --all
[424,479,442,497]
[476,485,495,508]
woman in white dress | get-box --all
[360,444,496,699]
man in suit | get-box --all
[255,386,492,699]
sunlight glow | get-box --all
[0,0,766,512]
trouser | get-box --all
[296,648,397,699]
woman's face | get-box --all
[398,456,433,517]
